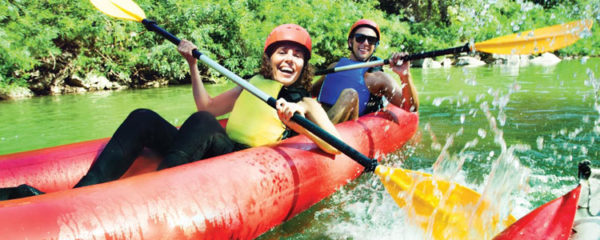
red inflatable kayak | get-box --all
[0,105,418,239]
[494,185,581,240]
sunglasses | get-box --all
[353,33,379,45]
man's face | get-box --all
[349,27,378,62]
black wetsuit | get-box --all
[0,85,308,200]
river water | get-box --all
[1,58,599,239]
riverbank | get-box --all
[1,54,593,100]
[1,1,597,100]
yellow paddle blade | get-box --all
[89,0,146,22]
[474,19,594,55]
[376,166,516,240]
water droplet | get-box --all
[581,56,589,64]
[478,129,487,139]
[498,112,506,126]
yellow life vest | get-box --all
[226,75,286,147]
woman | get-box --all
[1,24,340,200]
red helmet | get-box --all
[348,19,381,41]
[264,24,312,59]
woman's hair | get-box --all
[259,52,314,90]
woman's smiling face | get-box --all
[270,43,306,86]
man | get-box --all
[311,19,419,124]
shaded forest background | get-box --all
[1,0,598,98]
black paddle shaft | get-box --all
[142,19,203,59]
[402,43,471,62]
[141,19,379,172]
[315,43,472,75]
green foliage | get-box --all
[378,0,451,25]
[0,0,598,94]
[526,0,577,9]
[377,0,599,57]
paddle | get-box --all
[89,0,515,238]
[316,19,594,75]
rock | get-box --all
[411,58,424,68]
[142,79,169,88]
[77,73,124,91]
[68,74,88,88]
[111,82,125,90]
[505,55,520,66]
[58,72,128,95]
[49,85,63,95]
[455,56,485,67]
[519,55,530,66]
[89,74,112,90]
[491,54,530,67]
[530,52,561,66]
[0,86,34,100]
[441,58,452,68]
[63,85,87,94]
[422,58,442,69]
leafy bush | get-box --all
[0,0,598,96]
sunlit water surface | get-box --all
[1,58,599,239]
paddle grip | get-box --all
[142,20,179,44]
[268,97,378,171]
[142,19,205,62]
[279,102,378,172]
[315,68,336,75]
[579,160,600,181]
[579,160,592,180]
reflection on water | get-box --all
[0,83,237,154]
[1,59,599,239]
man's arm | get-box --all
[364,53,419,112]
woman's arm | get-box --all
[276,98,341,154]
[178,40,243,116]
